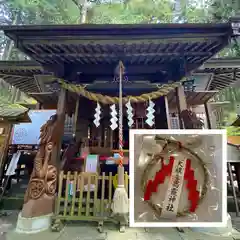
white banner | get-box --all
[85,154,99,173]
[161,158,186,219]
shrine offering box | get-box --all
[129,129,227,228]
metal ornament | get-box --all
[113,63,128,82]
[93,102,101,127]
[110,104,118,130]
[126,100,134,127]
[145,99,155,127]
[183,77,196,92]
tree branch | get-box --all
[72,0,81,8]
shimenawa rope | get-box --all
[58,78,186,104]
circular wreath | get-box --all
[141,136,210,218]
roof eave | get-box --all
[2,23,233,42]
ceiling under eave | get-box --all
[196,58,240,91]
[167,91,217,109]
[1,23,232,84]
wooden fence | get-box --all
[53,171,129,224]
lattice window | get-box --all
[64,115,74,136]
[170,117,180,129]
[170,113,180,129]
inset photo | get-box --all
[129,129,227,228]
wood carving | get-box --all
[22,114,63,218]
[180,110,204,129]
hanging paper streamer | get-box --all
[93,102,101,127]
[145,99,155,127]
[110,104,118,130]
[126,100,134,127]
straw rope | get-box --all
[59,78,186,105]
[141,136,209,218]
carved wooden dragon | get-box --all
[22,114,63,218]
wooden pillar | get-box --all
[103,120,108,148]
[233,163,240,192]
[110,129,113,149]
[106,127,111,148]
[228,162,240,216]
[51,88,67,169]
[98,127,101,147]
[74,96,80,137]
[175,86,187,129]
[21,88,67,218]
[164,96,171,129]
[101,119,105,147]
[155,97,168,129]
[204,102,212,129]
[35,102,42,110]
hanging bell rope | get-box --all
[59,78,186,105]
[111,61,129,216]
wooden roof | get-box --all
[0,96,31,123]
[0,61,43,93]
[0,61,58,104]
[1,23,232,85]
[167,91,217,108]
[0,58,236,106]
[197,58,240,90]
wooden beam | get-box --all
[63,74,177,85]
[0,60,41,69]
[203,58,240,69]
[176,86,187,110]
[61,63,182,74]
[43,62,198,78]
[19,35,224,47]
[33,52,212,59]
